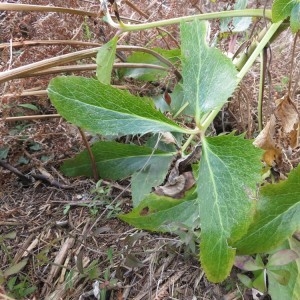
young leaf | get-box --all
[48,76,188,136]
[234,256,264,271]
[180,20,238,123]
[96,36,118,84]
[120,48,180,81]
[131,154,173,207]
[268,238,300,300]
[119,188,198,231]
[197,134,262,282]
[233,165,300,254]
[272,0,298,22]
[61,141,174,179]
[267,249,299,267]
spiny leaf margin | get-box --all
[48,76,188,136]
[197,134,263,282]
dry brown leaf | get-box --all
[254,95,299,166]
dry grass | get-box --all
[1,0,300,299]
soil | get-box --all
[1,0,300,299]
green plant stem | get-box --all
[181,134,197,153]
[258,51,265,132]
[237,21,284,81]
[105,9,272,31]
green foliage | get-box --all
[290,3,300,32]
[220,0,252,33]
[198,135,262,282]
[120,48,181,81]
[119,188,198,231]
[47,2,300,292]
[233,166,300,254]
[180,20,238,124]
[96,36,118,84]
[6,275,37,299]
[61,141,174,180]
[235,239,300,299]
[272,0,300,33]
[47,76,188,136]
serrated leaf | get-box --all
[180,20,238,122]
[48,76,187,136]
[197,134,262,282]
[233,165,300,254]
[121,48,180,81]
[272,0,297,22]
[119,188,198,232]
[96,36,118,84]
[4,258,29,277]
[61,141,174,179]
[291,3,300,32]
[131,154,173,207]
[268,238,300,300]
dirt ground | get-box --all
[1,0,299,299]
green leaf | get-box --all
[267,249,299,267]
[61,141,174,179]
[234,256,264,271]
[18,103,39,111]
[268,238,300,300]
[121,48,180,81]
[252,270,267,293]
[268,269,291,285]
[48,76,188,136]
[119,189,198,231]
[237,273,253,288]
[0,147,9,160]
[131,154,173,207]
[4,259,29,277]
[180,20,238,123]
[290,3,300,32]
[169,83,194,116]
[96,36,118,84]
[220,0,252,33]
[3,231,17,240]
[272,0,298,22]
[197,134,262,282]
[233,165,300,254]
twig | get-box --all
[1,114,60,122]
[0,160,32,185]
[0,160,72,189]
[0,39,101,49]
